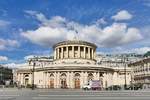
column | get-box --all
[18,73,21,84]
[80,72,84,87]
[78,46,80,58]
[46,72,49,88]
[54,72,57,88]
[93,49,96,59]
[113,72,118,85]
[103,73,107,88]
[54,48,56,59]
[43,72,46,88]
[92,49,94,59]
[61,47,63,59]
[97,72,100,80]
[83,72,88,85]
[93,72,97,80]
[29,73,32,85]
[72,46,74,58]
[66,46,69,58]
[21,73,24,85]
[56,72,60,88]
[83,47,86,58]
[88,47,90,59]
[67,72,70,88]
[57,48,59,59]
[70,72,74,88]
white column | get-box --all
[92,49,94,59]
[93,49,96,59]
[21,73,24,85]
[78,46,80,58]
[18,73,21,84]
[72,46,74,58]
[113,72,118,85]
[54,72,57,88]
[46,72,49,88]
[80,72,84,87]
[66,46,68,58]
[97,72,100,80]
[54,48,56,59]
[103,73,107,88]
[61,47,63,59]
[88,47,90,59]
[56,72,60,88]
[83,47,86,58]
[93,72,97,80]
[57,48,59,59]
[67,72,70,88]
[70,72,74,88]
[84,72,88,85]
[29,73,32,85]
[43,72,46,88]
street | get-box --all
[0,89,150,100]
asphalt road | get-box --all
[0,88,150,100]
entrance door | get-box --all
[61,79,67,88]
[49,79,54,88]
[75,78,80,89]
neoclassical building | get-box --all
[16,40,131,89]
[129,57,150,89]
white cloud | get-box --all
[112,10,133,21]
[0,20,10,28]
[22,12,142,48]
[0,38,19,50]
[95,18,107,25]
[0,56,8,61]
[4,63,27,68]
[24,55,35,60]
[128,47,150,54]
[111,46,150,54]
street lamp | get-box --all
[122,55,127,90]
[124,57,127,90]
[29,56,38,90]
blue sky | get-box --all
[0,0,150,64]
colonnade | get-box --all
[54,46,96,60]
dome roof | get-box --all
[53,40,97,49]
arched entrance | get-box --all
[60,73,67,89]
[88,73,93,84]
[24,74,29,86]
[74,73,80,89]
[49,73,54,88]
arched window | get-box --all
[60,73,67,89]
[49,73,54,88]
[88,73,93,81]
[74,73,80,89]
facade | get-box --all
[16,40,131,89]
[129,57,150,89]
[0,65,13,85]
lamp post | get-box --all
[31,61,35,90]
[29,57,38,90]
[122,55,127,90]
[124,57,127,90]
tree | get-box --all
[144,51,150,57]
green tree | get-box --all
[144,51,150,57]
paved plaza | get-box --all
[0,89,150,100]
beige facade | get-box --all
[129,57,150,88]
[16,40,131,89]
